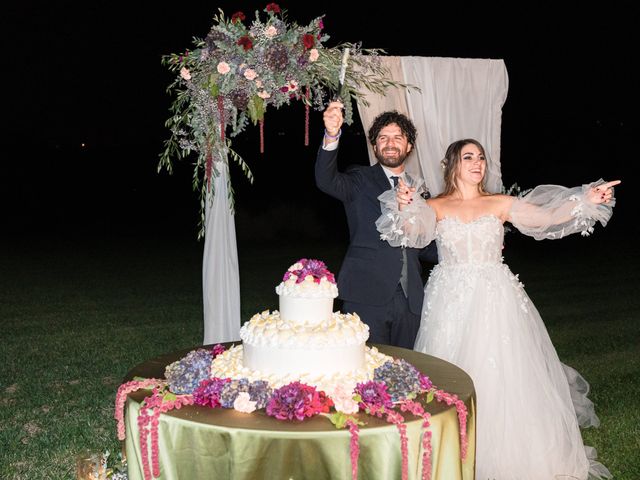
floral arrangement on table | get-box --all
[158,3,411,237]
[115,344,469,480]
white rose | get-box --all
[233,392,257,413]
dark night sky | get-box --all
[2,2,637,239]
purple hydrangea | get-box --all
[248,380,273,409]
[373,359,423,403]
[354,380,394,410]
[164,349,213,394]
[219,378,250,408]
[218,378,274,409]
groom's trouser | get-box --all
[342,285,421,349]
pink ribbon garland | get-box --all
[346,419,360,480]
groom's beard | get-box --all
[374,148,409,168]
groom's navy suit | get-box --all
[316,145,437,348]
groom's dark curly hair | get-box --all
[367,111,417,147]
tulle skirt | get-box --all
[415,263,611,480]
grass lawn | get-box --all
[1,226,638,479]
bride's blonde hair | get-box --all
[440,139,489,197]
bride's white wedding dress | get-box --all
[377,181,614,480]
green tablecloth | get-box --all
[124,344,476,479]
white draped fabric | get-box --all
[202,161,241,344]
[358,56,509,195]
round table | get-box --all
[123,344,476,480]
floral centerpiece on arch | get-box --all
[159,3,410,237]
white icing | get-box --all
[211,345,392,392]
[240,311,369,347]
[275,275,338,298]
[279,296,332,325]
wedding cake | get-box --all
[210,259,391,390]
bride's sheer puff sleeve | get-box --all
[508,179,616,240]
[376,176,436,248]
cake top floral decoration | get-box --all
[283,258,336,284]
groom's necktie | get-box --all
[390,176,409,297]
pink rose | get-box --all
[244,69,257,81]
[255,79,263,88]
[257,90,271,99]
[334,397,359,414]
[326,383,359,414]
[233,392,257,413]
[217,62,231,74]
[179,67,191,80]
[265,26,278,38]
[309,49,319,62]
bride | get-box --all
[376,138,618,480]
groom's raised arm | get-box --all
[315,101,358,202]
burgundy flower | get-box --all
[231,11,246,23]
[280,86,289,93]
[192,378,231,408]
[266,381,333,421]
[266,3,281,13]
[302,34,315,50]
[237,35,253,51]
[211,344,226,358]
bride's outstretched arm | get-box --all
[507,179,621,240]
[376,177,437,248]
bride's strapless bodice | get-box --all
[436,215,504,266]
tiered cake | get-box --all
[210,259,391,390]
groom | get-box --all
[315,102,437,348]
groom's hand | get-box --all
[323,101,344,145]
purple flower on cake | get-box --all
[419,372,433,392]
[266,381,333,421]
[192,377,230,408]
[354,380,394,410]
[283,258,336,284]
[373,359,423,403]
[211,344,226,358]
[164,349,213,394]
[248,380,273,409]
[218,378,273,409]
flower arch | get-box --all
[159,4,408,237]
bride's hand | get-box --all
[397,178,415,210]
[587,180,621,204]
